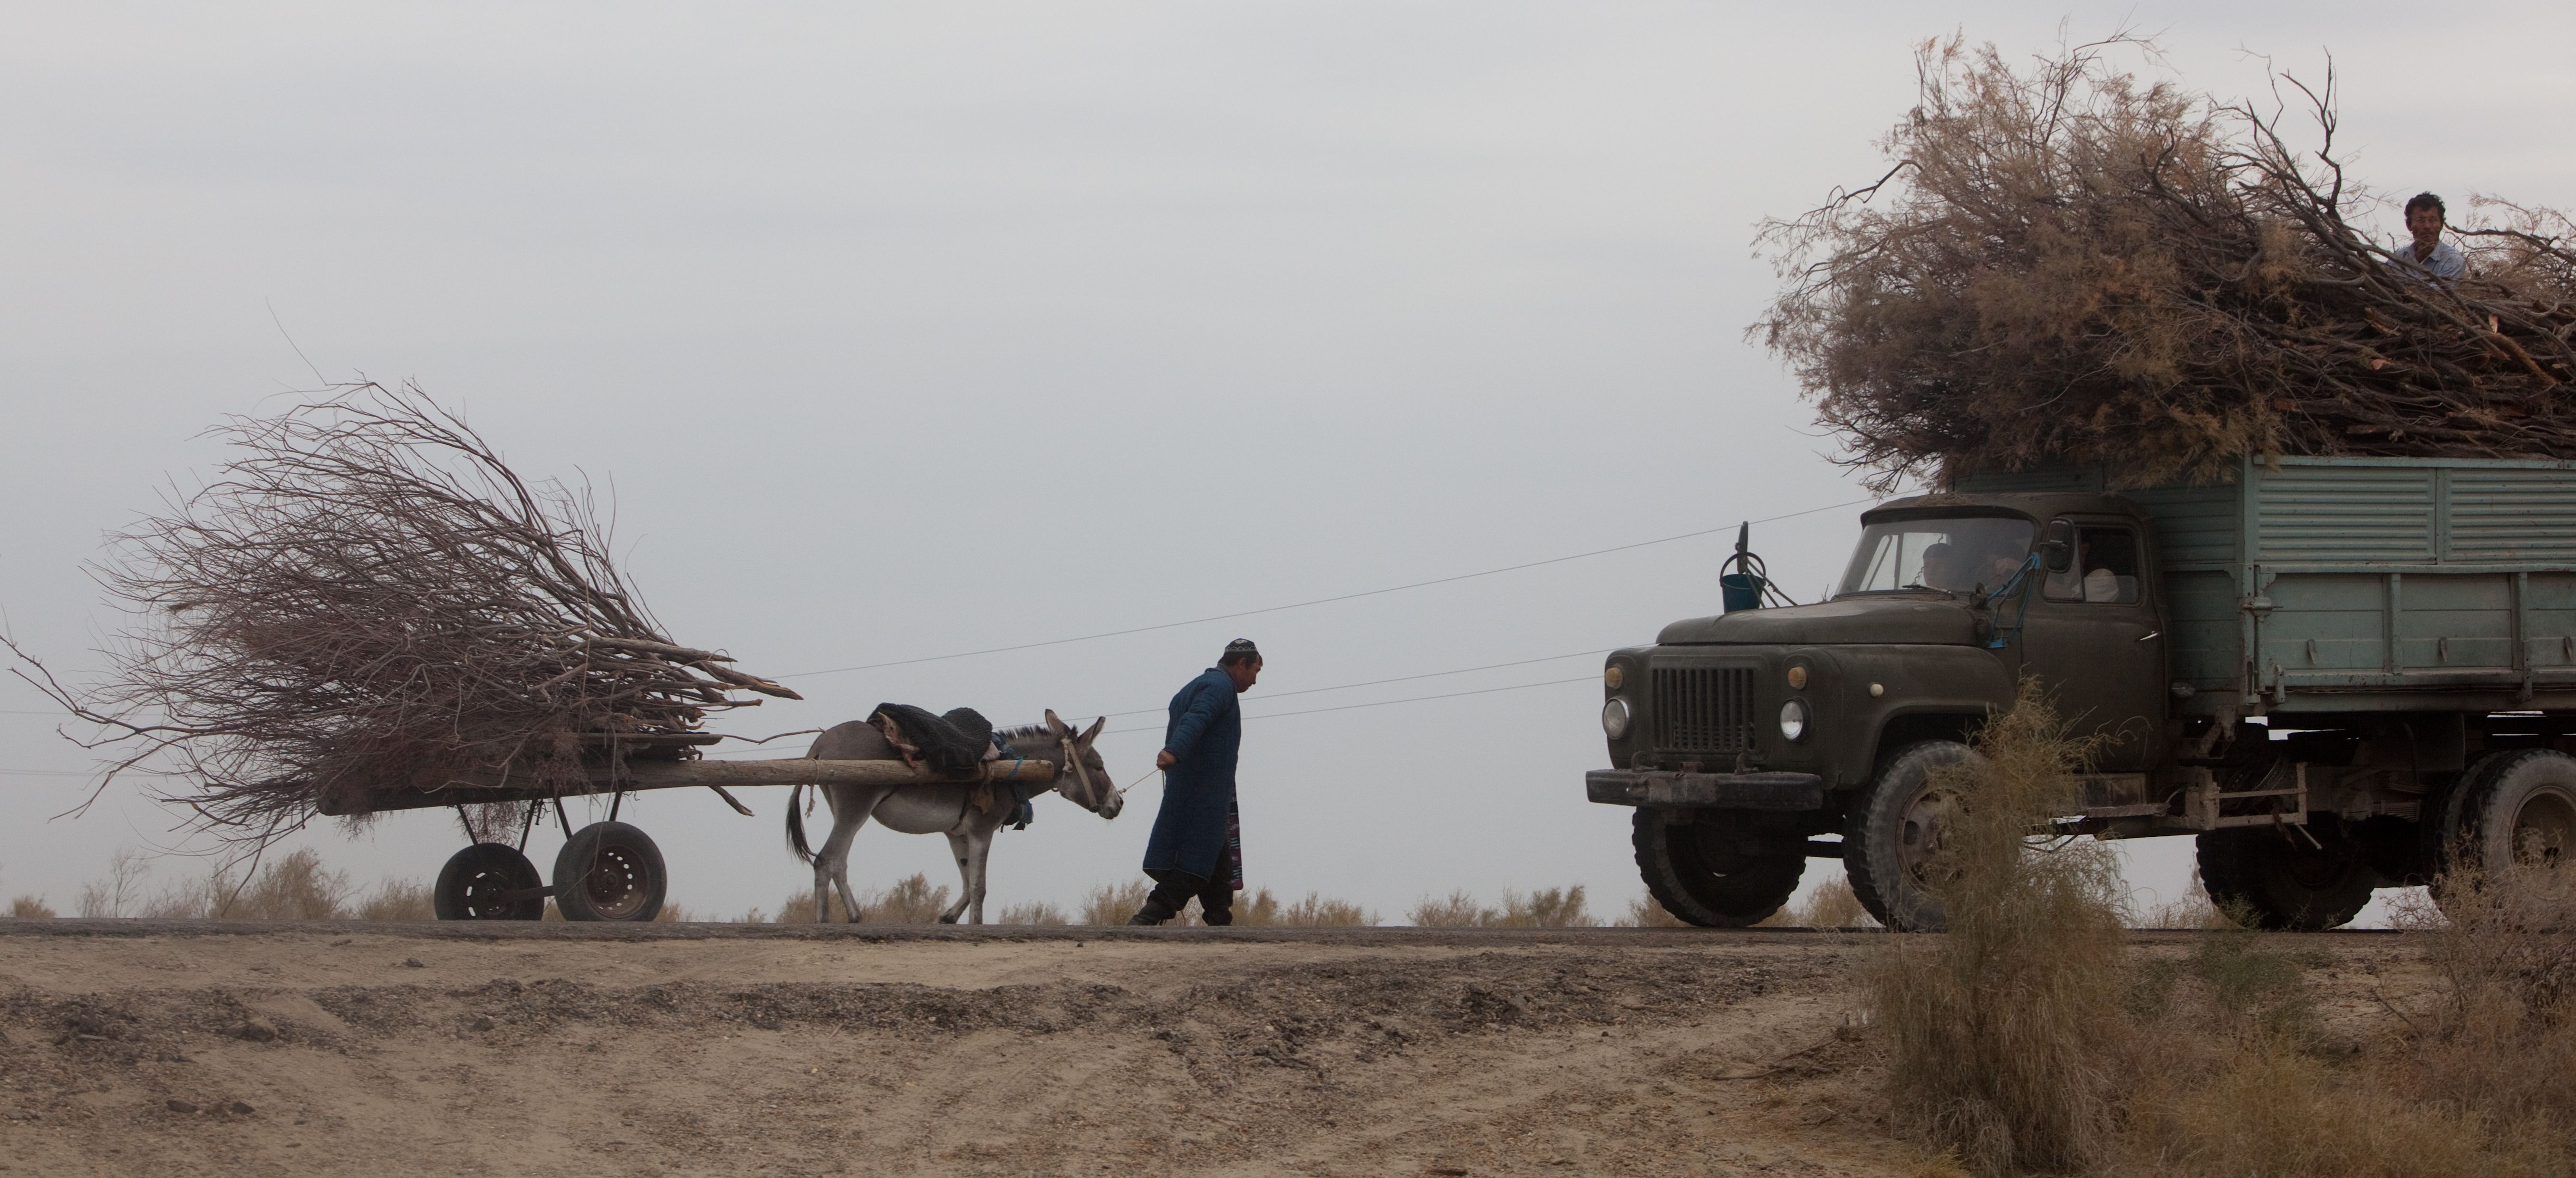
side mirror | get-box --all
[2041,519,2076,574]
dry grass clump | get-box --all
[1625,892,1690,927]
[754,873,957,924]
[3,382,795,845]
[2119,1040,2565,1178]
[355,880,435,921]
[1407,886,1596,928]
[2131,869,2235,929]
[1756,35,2576,490]
[1757,876,1881,928]
[996,900,1070,926]
[71,847,360,920]
[1871,682,2125,1176]
[7,895,57,919]
[1232,888,1377,927]
[2390,860,2576,1135]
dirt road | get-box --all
[0,922,2410,1177]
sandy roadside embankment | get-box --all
[0,923,2421,1178]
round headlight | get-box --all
[1778,699,1809,742]
[1602,697,1633,739]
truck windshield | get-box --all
[1838,516,2036,596]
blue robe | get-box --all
[1141,667,1243,885]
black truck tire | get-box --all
[1845,740,1973,931]
[1631,807,1805,927]
[551,821,667,922]
[2447,748,2576,878]
[2195,824,2376,931]
[432,843,545,921]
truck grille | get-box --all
[1651,666,1756,754]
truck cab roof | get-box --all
[1863,490,2147,525]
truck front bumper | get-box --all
[1584,769,1825,811]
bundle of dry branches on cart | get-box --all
[1754,35,2576,491]
[5,381,798,845]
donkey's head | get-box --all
[1040,709,1120,819]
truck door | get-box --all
[2014,519,2168,771]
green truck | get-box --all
[1589,453,2576,929]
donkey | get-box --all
[785,709,1119,924]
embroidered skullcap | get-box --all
[1223,638,1262,661]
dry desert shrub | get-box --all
[1408,886,1595,928]
[761,873,957,924]
[1871,682,2125,1176]
[2132,868,2233,929]
[76,850,153,918]
[1625,892,1690,927]
[356,880,434,921]
[2390,860,2576,1136]
[7,895,56,919]
[81,847,357,920]
[996,900,1070,926]
[1081,880,1151,925]
[1759,876,1881,928]
[2118,1038,2565,1178]
[1407,890,1491,927]
[1229,888,1376,927]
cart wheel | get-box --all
[433,843,546,921]
[551,821,666,921]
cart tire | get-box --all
[1845,740,1975,931]
[551,822,667,921]
[2196,824,2376,931]
[1631,808,1805,927]
[433,843,545,921]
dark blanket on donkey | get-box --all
[867,703,995,779]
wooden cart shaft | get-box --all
[321,757,1059,816]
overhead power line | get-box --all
[776,496,1875,679]
[1105,674,1597,735]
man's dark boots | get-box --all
[1200,901,1233,927]
[1127,896,1177,926]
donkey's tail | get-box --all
[786,782,817,865]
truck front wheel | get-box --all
[2195,824,2376,931]
[1846,740,1972,931]
[1631,808,1805,927]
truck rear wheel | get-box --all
[1631,808,1804,927]
[1845,740,1972,931]
[2441,748,2576,883]
[2195,824,2376,931]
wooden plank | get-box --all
[317,757,1057,816]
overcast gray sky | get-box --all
[4,3,2570,924]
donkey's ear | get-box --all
[1044,709,1070,737]
[1079,716,1106,745]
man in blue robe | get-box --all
[1129,638,1262,925]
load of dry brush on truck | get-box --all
[4,383,796,844]
[1755,37,2576,490]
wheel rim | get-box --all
[2509,787,2576,867]
[1897,788,1956,887]
[577,842,651,919]
[457,867,523,919]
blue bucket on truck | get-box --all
[1720,572,1766,613]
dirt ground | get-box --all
[0,922,2423,1178]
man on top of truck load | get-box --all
[2396,191,2467,280]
